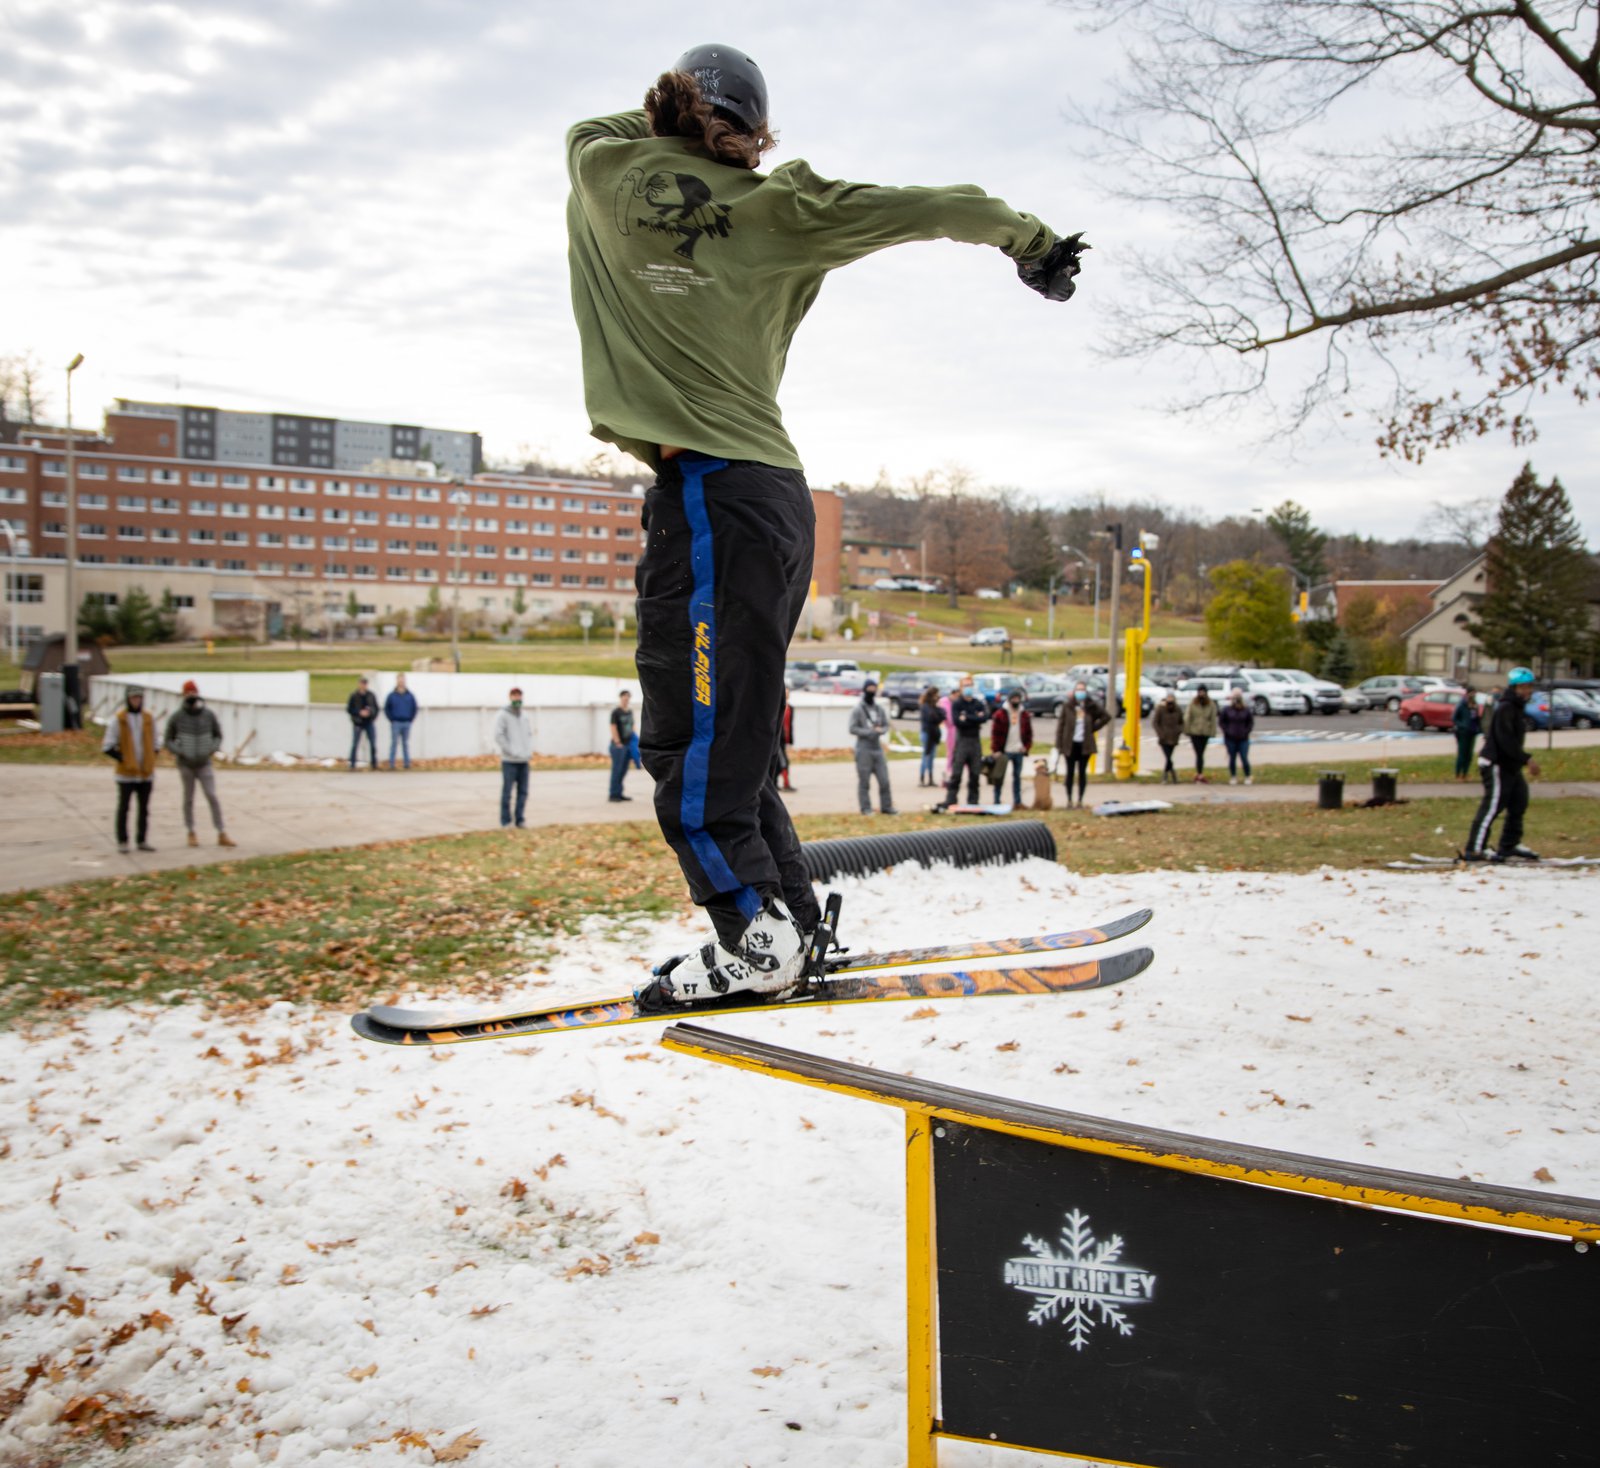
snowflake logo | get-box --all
[1002,1209,1157,1351]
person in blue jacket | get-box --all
[384,673,419,770]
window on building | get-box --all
[259,532,284,547]
[260,475,283,490]
[4,573,44,604]
[560,573,581,586]
[222,502,248,518]
[387,512,411,527]
[533,521,554,535]
[290,478,314,493]
[188,557,212,568]
[41,490,65,508]
[258,504,285,521]
[43,460,63,476]
[152,527,179,542]
[353,537,377,551]
[387,484,411,500]
[414,539,438,554]
[118,555,148,566]
[416,486,441,502]
[189,471,218,486]
[80,552,107,564]
[470,516,493,532]
[475,570,497,584]
[78,493,108,509]
[80,523,107,538]
[563,497,583,510]
[323,536,348,550]
[116,495,147,511]
[506,494,528,508]
[190,501,218,515]
[386,539,410,554]
[416,513,440,528]
[532,572,553,586]
[289,506,314,521]
[85,591,119,608]
[42,521,65,537]
[589,501,611,514]
[353,564,376,579]
[505,520,528,534]
[288,534,313,549]
[323,508,349,523]
[415,567,437,581]
[290,563,313,577]
[475,544,496,558]
[324,562,347,576]
[257,561,281,574]
[614,578,634,590]
[322,480,348,497]
[115,466,146,482]
[0,454,25,471]
[152,556,177,567]
[353,483,379,498]
[588,526,609,539]
[189,529,216,543]
[386,566,408,580]
[117,526,146,540]
[152,468,180,484]
[222,530,248,545]
[614,552,635,565]
[505,546,527,560]
[561,548,582,562]
[79,463,108,479]
[533,495,554,509]
[0,488,24,504]
[353,509,378,525]
[586,550,607,564]
[532,547,553,561]
[505,571,527,585]
[222,558,247,571]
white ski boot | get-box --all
[639,898,807,1009]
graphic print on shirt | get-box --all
[615,167,733,261]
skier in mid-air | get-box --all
[566,43,1086,1005]
[1462,667,1542,862]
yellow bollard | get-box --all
[206,639,214,656]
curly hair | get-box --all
[644,70,777,171]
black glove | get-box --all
[1017,232,1089,302]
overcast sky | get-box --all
[2,0,1594,541]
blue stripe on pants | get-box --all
[678,456,762,925]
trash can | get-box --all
[1371,768,1399,805]
[1316,770,1344,810]
[37,671,64,733]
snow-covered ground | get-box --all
[2,861,1597,1468]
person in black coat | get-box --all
[1463,668,1541,861]
[940,677,990,807]
[347,676,379,770]
[1217,691,1256,785]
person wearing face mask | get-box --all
[848,678,897,816]
[1061,681,1108,809]
[493,686,535,830]
[164,679,235,849]
[1152,690,1184,784]
[102,686,161,853]
[939,677,990,808]
[1183,684,1219,783]
[988,688,1033,807]
[1218,689,1255,785]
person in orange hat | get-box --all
[165,679,235,849]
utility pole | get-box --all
[1103,522,1123,779]
[63,353,84,727]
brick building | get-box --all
[1,407,843,644]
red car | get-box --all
[1397,688,1467,730]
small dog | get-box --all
[1032,758,1054,812]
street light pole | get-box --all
[63,353,84,725]
[449,480,465,673]
[1103,522,1123,780]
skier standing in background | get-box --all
[1463,668,1542,861]
[566,43,1084,1002]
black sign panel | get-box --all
[933,1122,1596,1466]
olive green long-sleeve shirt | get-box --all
[566,111,1058,472]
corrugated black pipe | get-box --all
[799,819,1057,883]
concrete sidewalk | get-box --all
[3,758,1596,894]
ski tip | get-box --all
[1096,945,1154,988]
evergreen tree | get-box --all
[1319,629,1356,686]
[77,594,115,643]
[1203,561,1301,666]
[113,587,159,644]
[1008,507,1059,591]
[1264,500,1328,587]
[1467,465,1592,676]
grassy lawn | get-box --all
[850,588,1202,643]
[104,639,642,680]
[5,798,1598,1026]
[1240,743,1600,786]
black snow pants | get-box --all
[635,454,822,947]
[1465,759,1529,857]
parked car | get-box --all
[1224,670,1308,716]
[784,660,818,690]
[1398,687,1467,730]
[1021,674,1072,717]
[970,626,1010,646]
[814,658,861,676]
[1523,691,1577,733]
[1263,668,1345,715]
[1063,663,1109,682]
[1195,664,1241,678]
[806,671,873,697]
[976,588,1004,600]
[1549,687,1600,729]
[970,673,1018,710]
[1354,675,1428,712]
[880,670,962,719]
[1145,663,1197,688]
[870,578,902,591]
[1085,673,1158,718]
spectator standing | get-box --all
[1152,691,1184,785]
[989,688,1032,806]
[1452,686,1481,781]
[773,685,796,792]
[1061,681,1108,809]
[493,687,534,829]
[939,687,958,783]
[849,678,897,815]
[384,673,418,770]
[609,690,635,802]
[347,676,379,771]
[1183,685,1218,782]
[917,685,943,787]
[940,676,990,808]
[103,687,159,853]
[165,679,235,849]
[1464,666,1541,861]
[1218,690,1255,785]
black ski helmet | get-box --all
[674,43,767,133]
